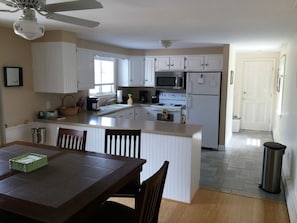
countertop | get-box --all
[37,105,202,138]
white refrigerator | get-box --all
[186,72,221,149]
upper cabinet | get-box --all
[32,42,77,93]
[155,56,185,71]
[144,56,155,87]
[77,48,95,91]
[129,56,145,86]
[118,56,145,87]
[185,54,223,71]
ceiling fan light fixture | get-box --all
[13,8,45,40]
[160,40,172,48]
[13,19,45,40]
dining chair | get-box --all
[88,160,169,223]
[104,129,141,197]
[104,129,141,158]
[56,127,87,151]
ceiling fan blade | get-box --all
[44,0,103,12]
[47,13,100,28]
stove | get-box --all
[151,92,186,123]
[151,92,186,110]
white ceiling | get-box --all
[1,0,297,51]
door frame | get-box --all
[233,53,278,132]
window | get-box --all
[89,56,115,96]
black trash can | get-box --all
[259,142,286,193]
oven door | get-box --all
[151,107,180,123]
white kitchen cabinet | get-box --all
[144,56,155,87]
[129,56,145,86]
[185,54,223,71]
[118,56,145,87]
[117,58,129,86]
[76,48,95,90]
[155,56,185,71]
[31,42,77,93]
[134,106,155,121]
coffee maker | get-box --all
[87,97,100,111]
[139,90,148,103]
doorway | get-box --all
[234,55,277,131]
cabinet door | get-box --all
[155,56,170,71]
[155,56,185,71]
[118,58,129,86]
[185,55,205,71]
[32,42,77,93]
[204,54,223,71]
[134,107,154,121]
[170,56,185,71]
[77,48,95,90]
[144,56,155,87]
[129,56,145,86]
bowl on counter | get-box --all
[58,106,79,116]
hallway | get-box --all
[200,130,285,201]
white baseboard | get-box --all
[283,176,297,223]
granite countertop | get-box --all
[37,105,202,138]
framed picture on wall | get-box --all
[3,66,23,87]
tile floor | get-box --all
[200,130,285,201]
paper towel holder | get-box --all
[117,90,123,103]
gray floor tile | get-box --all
[200,130,286,201]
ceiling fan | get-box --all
[0,0,103,40]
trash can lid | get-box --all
[263,142,286,150]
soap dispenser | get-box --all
[127,94,133,105]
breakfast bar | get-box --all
[33,111,202,204]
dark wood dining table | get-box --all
[0,141,146,223]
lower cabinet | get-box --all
[134,106,155,121]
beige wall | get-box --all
[0,29,80,130]
[273,34,297,222]
[224,45,236,146]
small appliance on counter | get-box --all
[139,90,148,103]
[87,97,100,111]
[151,90,160,104]
[151,95,159,104]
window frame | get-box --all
[89,55,116,97]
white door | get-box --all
[241,60,274,131]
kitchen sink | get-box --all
[108,104,131,108]
[95,104,132,116]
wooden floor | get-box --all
[109,188,290,223]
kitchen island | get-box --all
[34,111,202,204]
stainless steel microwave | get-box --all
[155,71,186,89]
